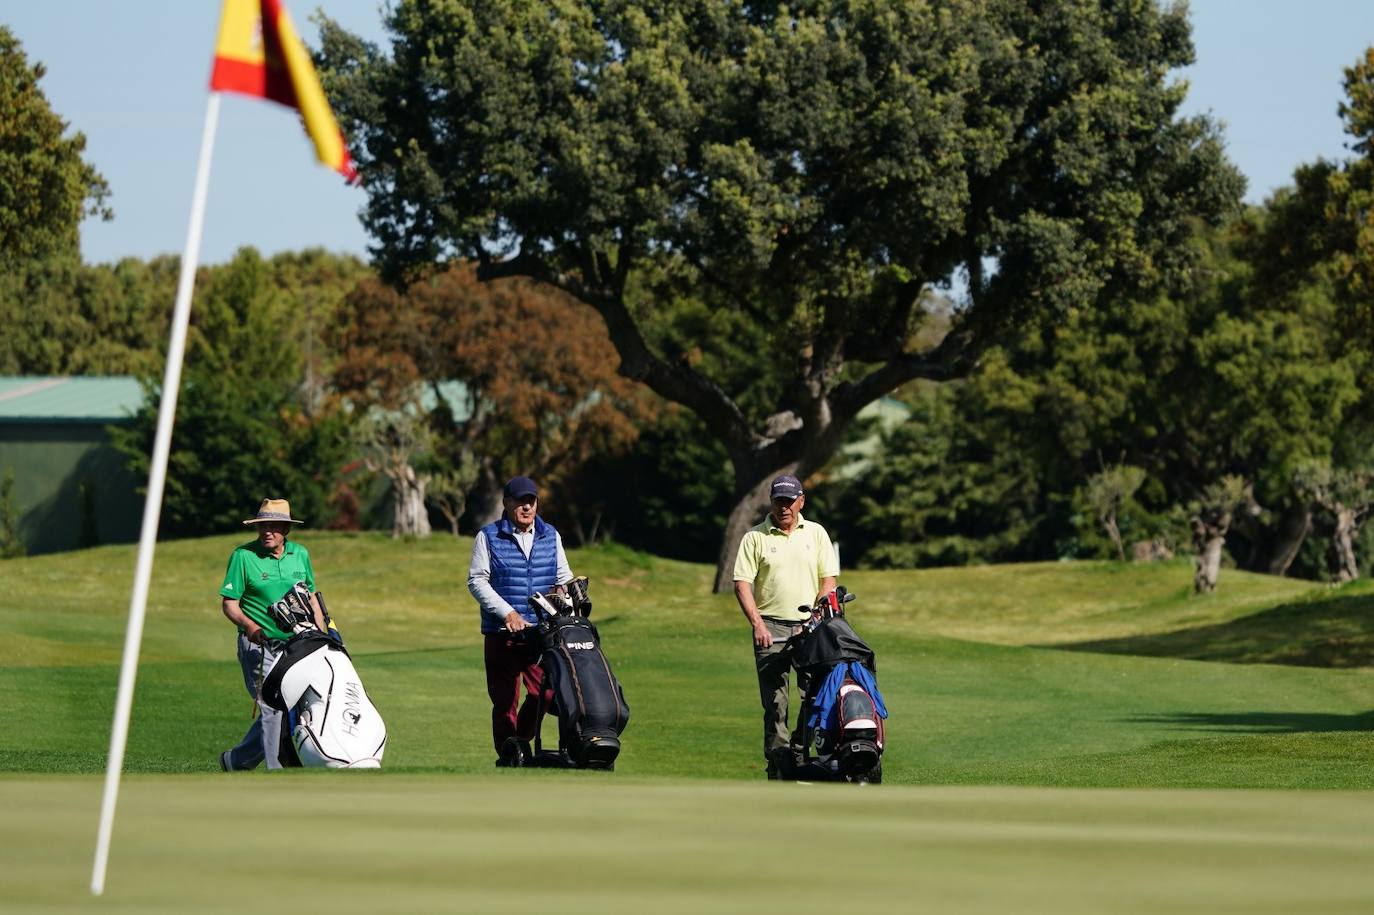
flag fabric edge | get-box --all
[209,0,358,182]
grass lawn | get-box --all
[5,777,1374,914]
[1,533,1371,911]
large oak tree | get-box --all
[318,0,1242,588]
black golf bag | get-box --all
[784,587,887,783]
[509,577,629,769]
[259,582,387,768]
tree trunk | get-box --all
[1191,511,1230,594]
[713,474,780,593]
[1193,530,1225,593]
[1104,513,1124,561]
[471,466,504,528]
[1267,503,1311,576]
[441,511,460,536]
[1330,506,1359,583]
[390,464,431,538]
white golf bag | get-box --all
[260,583,387,768]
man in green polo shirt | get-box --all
[733,473,839,779]
[217,497,328,771]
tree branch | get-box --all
[476,251,758,456]
[830,322,980,424]
[476,251,617,312]
[596,291,757,456]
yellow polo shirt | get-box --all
[732,513,839,621]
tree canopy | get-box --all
[0,256,179,375]
[831,200,1373,578]
[331,265,651,528]
[112,249,362,537]
[0,25,111,263]
[319,0,1242,587]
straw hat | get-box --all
[242,498,304,526]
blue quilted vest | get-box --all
[481,514,560,631]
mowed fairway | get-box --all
[2,533,1373,911]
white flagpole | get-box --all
[90,91,222,897]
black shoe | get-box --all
[497,737,528,768]
[765,763,779,780]
[767,747,797,780]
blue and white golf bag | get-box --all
[786,587,887,783]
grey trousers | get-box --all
[224,634,286,771]
[753,618,810,760]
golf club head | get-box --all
[528,592,559,620]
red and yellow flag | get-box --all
[209,0,357,182]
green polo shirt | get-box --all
[732,513,839,622]
[219,539,317,641]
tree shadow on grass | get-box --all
[1056,592,1374,668]
[1126,710,1374,734]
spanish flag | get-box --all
[209,0,357,182]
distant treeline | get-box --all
[0,248,735,557]
[6,189,1374,587]
[9,13,1374,586]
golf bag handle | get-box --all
[783,587,861,654]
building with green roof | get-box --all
[0,376,145,554]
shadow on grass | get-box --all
[1056,592,1374,668]
[1126,710,1374,734]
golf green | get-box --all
[5,777,1373,913]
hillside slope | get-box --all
[1,534,1369,786]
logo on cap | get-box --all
[770,474,803,501]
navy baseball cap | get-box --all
[504,476,538,500]
[770,474,804,501]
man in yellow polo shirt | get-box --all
[732,473,838,779]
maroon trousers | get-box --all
[484,632,554,752]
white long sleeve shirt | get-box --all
[467,525,573,630]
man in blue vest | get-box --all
[468,475,575,764]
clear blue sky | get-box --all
[6,1,1374,267]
